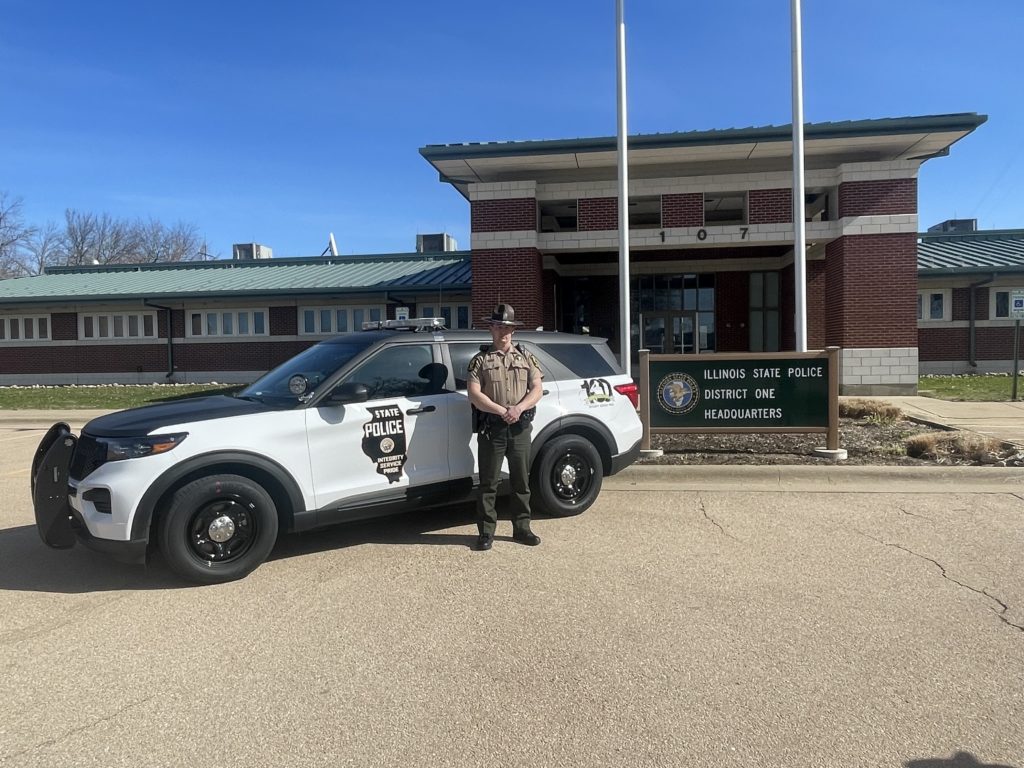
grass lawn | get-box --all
[0,384,241,410]
[0,375,1020,410]
[918,374,1021,402]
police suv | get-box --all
[31,318,643,584]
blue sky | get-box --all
[1,0,1021,258]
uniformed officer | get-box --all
[467,304,544,551]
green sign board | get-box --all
[648,356,830,429]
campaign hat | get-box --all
[482,304,523,326]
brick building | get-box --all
[0,253,471,385]
[917,226,1024,374]
[420,112,986,394]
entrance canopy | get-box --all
[421,113,986,196]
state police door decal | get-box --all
[361,406,407,483]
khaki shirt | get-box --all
[467,345,542,407]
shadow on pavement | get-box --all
[906,751,1018,768]
[0,501,508,593]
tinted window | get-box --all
[538,343,616,377]
[449,342,488,390]
[340,344,443,400]
[241,340,373,404]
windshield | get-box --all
[238,340,373,405]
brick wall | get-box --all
[51,312,77,341]
[542,270,558,331]
[471,198,537,232]
[270,306,297,336]
[825,233,918,347]
[471,247,544,329]
[749,188,792,225]
[838,178,917,217]
[578,197,618,231]
[662,193,703,228]
[807,260,827,349]
[951,286,990,321]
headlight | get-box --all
[103,433,188,462]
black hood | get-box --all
[83,395,277,438]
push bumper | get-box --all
[31,423,147,565]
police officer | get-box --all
[467,304,544,551]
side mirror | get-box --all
[326,382,369,404]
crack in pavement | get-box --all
[895,505,934,522]
[855,530,1024,636]
[698,496,741,542]
[3,695,156,762]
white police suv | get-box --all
[31,319,643,584]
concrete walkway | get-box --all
[864,395,1024,447]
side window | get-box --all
[537,343,617,377]
[339,344,444,400]
[449,343,486,390]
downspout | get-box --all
[144,300,175,378]
[967,273,997,368]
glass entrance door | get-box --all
[639,311,698,353]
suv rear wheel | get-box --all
[530,435,603,517]
[157,474,279,584]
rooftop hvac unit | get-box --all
[232,243,273,260]
[416,233,457,253]
[927,219,977,234]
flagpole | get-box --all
[791,0,808,352]
[616,0,631,375]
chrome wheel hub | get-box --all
[207,515,236,543]
[559,464,578,487]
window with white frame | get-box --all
[299,305,383,335]
[0,314,50,342]
[79,311,157,340]
[418,304,470,329]
[187,308,268,338]
[916,289,950,322]
[990,288,1024,319]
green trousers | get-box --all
[477,422,533,536]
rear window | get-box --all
[538,343,617,377]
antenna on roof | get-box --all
[321,232,339,257]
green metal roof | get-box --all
[918,231,1024,275]
[0,253,471,305]
[420,113,987,160]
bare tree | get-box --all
[0,193,36,278]
[135,218,202,263]
[20,222,63,276]
[61,210,203,265]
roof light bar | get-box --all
[360,317,447,331]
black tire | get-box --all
[530,435,604,517]
[158,474,278,585]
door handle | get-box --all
[406,405,436,415]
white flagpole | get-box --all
[791,0,808,352]
[616,0,631,375]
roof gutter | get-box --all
[143,300,175,379]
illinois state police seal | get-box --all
[656,373,699,415]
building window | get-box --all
[990,289,1024,319]
[0,315,51,342]
[704,192,747,225]
[628,196,661,229]
[299,305,383,335]
[805,188,834,222]
[418,304,471,329]
[539,200,578,232]
[79,312,156,340]
[916,290,950,322]
[187,309,268,338]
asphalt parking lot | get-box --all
[1,420,1022,768]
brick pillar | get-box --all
[471,248,544,329]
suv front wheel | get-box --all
[157,474,279,584]
[530,435,603,517]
